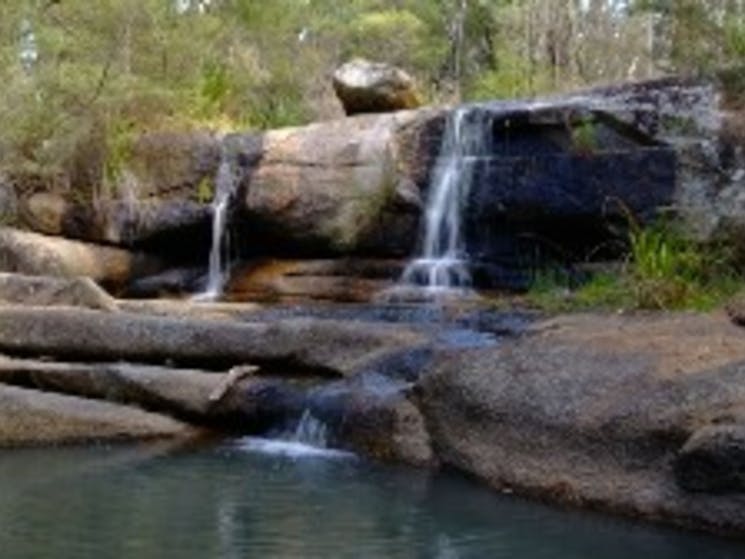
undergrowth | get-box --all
[525,220,743,312]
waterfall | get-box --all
[401,107,491,291]
[239,409,352,459]
[193,149,239,301]
[288,409,330,447]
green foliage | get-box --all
[571,117,599,155]
[0,0,742,198]
[725,18,745,58]
[627,222,740,310]
[466,51,554,100]
[343,9,447,78]
[527,270,633,313]
[527,222,743,313]
[196,176,214,204]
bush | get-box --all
[526,221,743,312]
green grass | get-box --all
[525,222,743,313]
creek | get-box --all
[1,441,744,559]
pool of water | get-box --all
[1,440,743,559]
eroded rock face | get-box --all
[333,58,422,115]
[576,76,745,242]
[1,75,741,292]
[233,109,442,257]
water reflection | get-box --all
[0,441,743,559]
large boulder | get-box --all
[333,58,422,115]
[233,109,442,257]
[416,312,745,534]
[0,227,162,290]
[0,383,196,447]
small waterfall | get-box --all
[287,409,329,447]
[239,409,352,459]
[193,149,239,301]
[401,107,492,292]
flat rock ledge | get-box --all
[0,305,426,376]
[0,384,196,447]
[417,311,745,536]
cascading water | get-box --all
[401,107,492,292]
[193,148,239,301]
[240,409,352,458]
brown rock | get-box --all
[237,108,443,256]
[225,259,403,303]
[417,312,745,535]
[0,272,118,311]
[0,227,162,290]
[0,355,245,423]
[333,58,422,115]
[21,191,68,235]
[0,383,196,447]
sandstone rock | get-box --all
[333,58,422,115]
[235,109,442,257]
[0,355,244,423]
[0,227,162,290]
[0,273,118,310]
[225,259,403,303]
[0,383,196,447]
[416,312,745,534]
[21,191,69,235]
[0,306,426,377]
[69,131,220,246]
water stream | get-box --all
[401,107,492,292]
[193,148,239,301]
[1,442,743,559]
[241,410,352,459]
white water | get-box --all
[239,410,353,459]
[401,107,491,291]
[193,152,238,301]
